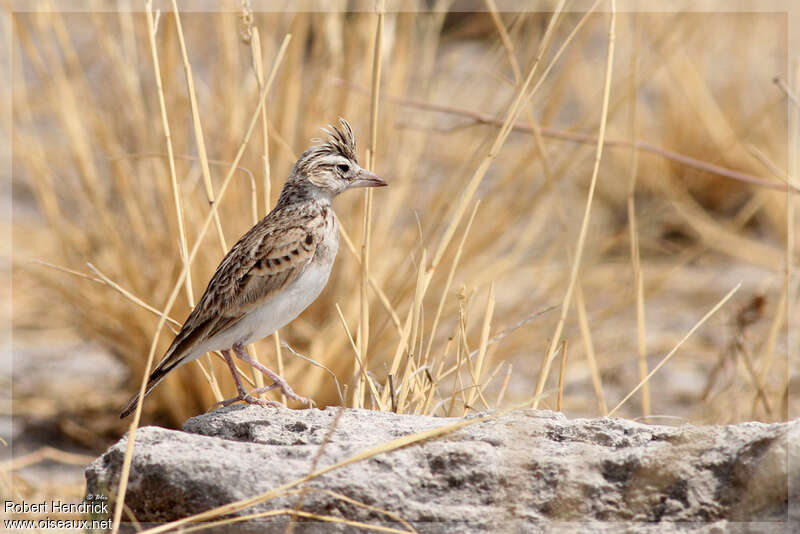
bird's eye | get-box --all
[336,163,350,174]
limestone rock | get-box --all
[85,406,798,533]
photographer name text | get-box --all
[4,498,109,515]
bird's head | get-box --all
[282,118,387,203]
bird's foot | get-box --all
[231,343,315,408]
[273,379,315,408]
[212,392,282,410]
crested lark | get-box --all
[121,119,386,418]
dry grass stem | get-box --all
[181,510,414,534]
[339,224,402,333]
[280,342,345,407]
[533,1,617,409]
[575,282,606,415]
[0,447,96,473]
[286,407,346,534]
[627,14,649,417]
[609,282,742,417]
[557,340,567,412]
[171,0,227,253]
[422,201,481,365]
[465,283,495,411]
[784,63,798,420]
[355,1,386,409]
[496,364,512,408]
[145,0,193,306]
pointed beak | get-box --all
[350,169,387,189]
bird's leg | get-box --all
[249,383,281,396]
[213,349,281,409]
[233,342,314,407]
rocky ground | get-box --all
[86,404,798,533]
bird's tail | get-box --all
[119,314,206,418]
[119,366,170,419]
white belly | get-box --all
[236,259,334,345]
[191,261,333,359]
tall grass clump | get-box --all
[11,4,795,437]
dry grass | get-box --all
[7,1,798,530]
[11,3,794,425]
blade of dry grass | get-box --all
[286,407,345,534]
[86,263,181,331]
[557,340,567,412]
[379,298,415,408]
[33,260,253,395]
[335,304,380,409]
[495,363,512,408]
[171,0,227,253]
[533,1,617,409]
[249,27,272,214]
[339,224,402,334]
[287,488,419,534]
[784,62,798,421]
[357,0,385,408]
[608,282,742,417]
[145,1,193,306]
[179,509,414,534]
[241,25,274,401]
[465,282,495,411]
[627,13,649,418]
[280,342,345,407]
[395,250,429,413]
[422,201,480,366]
[0,446,96,472]
[247,22,285,403]
[484,0,568,211]
[575,281,607,415]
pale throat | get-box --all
[276,179,337,207]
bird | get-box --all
[120,118,386,418]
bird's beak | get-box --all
[350,169,387,188]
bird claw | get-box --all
[280,388,315,408]
[294,395,315,409]
[212,393,282,410]
[247,382,315,408]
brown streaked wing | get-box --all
[217,223,319,319]
[150,212,324,374]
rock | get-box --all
[86,406,798,533]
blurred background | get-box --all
[3,0,798,519]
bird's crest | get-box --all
[300,118,358,168]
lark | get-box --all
[120,119,386,418]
